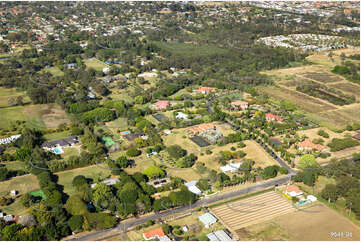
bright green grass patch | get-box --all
[29,189,47,200]
[102,136,115,147]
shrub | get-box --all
[126,148,141,157]
[317,130,329,138]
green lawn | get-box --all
[61,147,80,159]
[0,174,39,197]
[0,87,30,108]
[57,165,112,196]
[84,58,109,72]
[1,161,25,171]
[41,66,64,77]
[43,131,72,141]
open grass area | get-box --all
[41,66,64,77]
[0,174,39,197]
[0,87,30,108]
[56,165,112,196]
[43,130,72,141]
[241,140,281,168]
[1,161,26,171]
[84,58,109,72]
[273,204,360,241]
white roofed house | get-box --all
[184,181,202,195]
[176,112,189,120]
[220,162,243,173]
[198,212,217,228]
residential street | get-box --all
[68,175,292,241]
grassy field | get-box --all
[56,165,112,196]
[0,87,31,108]
[0,174,39,197]
[41,66,64,77]
[84,58,109,72]
[1,161,26,171]
[274,204,359,241]
[329,83,360,99]
[43,130,72,141]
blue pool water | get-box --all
[53,148,62,154]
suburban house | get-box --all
[138,72,158,78]
[207,230,233,241]
[0,134,21,145]
[194,87,216,95]
[142,227,171,241]
[184,181,202,195]
[154,100,170,110]
[220,162,243,173]
[147,178,171,188]
[297,139,329,152]
[91,178,120,189]
[41,136,79,153]
[176,112,189,120]
[198,212,217,228]
[188,123,222,143]
[284,184,303,197]
[231,101,249,110]
[265,113,283,123]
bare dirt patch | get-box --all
[273,204,360,241]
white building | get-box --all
[198,213,217,228]
[184,181,202,195]
[220,162,243,173]
[176,112,189,120]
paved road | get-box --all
[68,175,292,241]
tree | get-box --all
[16,96,24,106]
[167,145,187,159]
[68,215,84,232]
[92,183,114,208]
[321,184,339,203]
[64,195,88,215]
[72,175,88,189]
[303,170,316,187]
[126,148,141,157]
[299,154,319,169]
[0,167,9,181]
[116,156,131,168]
[144,166,165,179]
[263,166,278,179]
[20,194,33,208]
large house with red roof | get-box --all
[194,87,216,95]
[154,100,170,110]
[297,138,329,153]
[265,113,283,123]
[231,101,248,110]
[143,227,171,241]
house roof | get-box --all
[185,181,202,195]
[207,230,233,241]
[188,123,215,134]
[41,136,78,148]
[199,213,217,226]
[155,100,170,109]
[266,113,283,122]
[195,87,216,93]
[298,139,326,151]
[285,185,303,195]
[231,101,248,106]
[143,227,165,240]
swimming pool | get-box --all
[53,147,63,154]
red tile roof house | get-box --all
[297,138,329,153]
[265,113,283,123]
[154,100,170,110]
[143,227,171,241]
[231,101,249,110]
[284,184,303,197]
[194,87,216,95]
